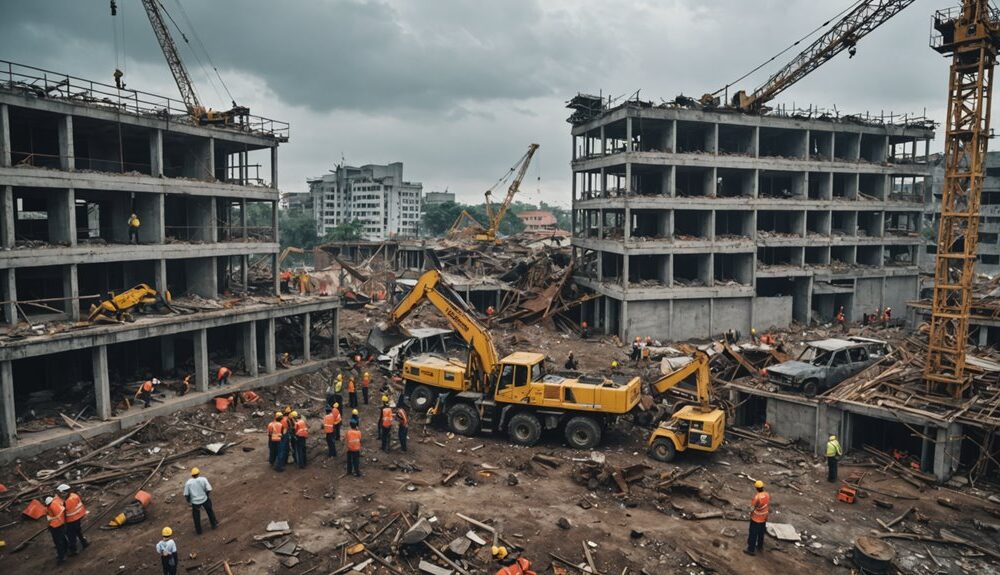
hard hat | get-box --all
[45,496,54,505]
[56,484,70,494]
[337,374,343,380]
[635,336,640,341]
[364,371,370,377]
[611,360,619,368]
[754,480,764,489]
[191,467,200,476]
[829,435,837,441]
[582,321,588,328]
[290,411,299,418]
[275,411,283,419]
[491,545,508,559]
[381,394,390,403]
[352,409,359,415]
[162,526,173,537]
[751,327,757,333]
[334,402,340,408]
[283,405,292,414]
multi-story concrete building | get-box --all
[0,61,339,460]
[423,190,455,207]
[308,162,422,241]
[568,95,934,341]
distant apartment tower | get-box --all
[423,190,455,206]
[308,162,422,241]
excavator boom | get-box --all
[649,351,713,409]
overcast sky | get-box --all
[1,0,948,206]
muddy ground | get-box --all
[1,309,999,575]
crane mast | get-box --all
[140,0,203,116]
[924,1,1000,397]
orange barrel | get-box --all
[134,490,152,508]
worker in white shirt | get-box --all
[156,526,179,575]
[182,468,218,534]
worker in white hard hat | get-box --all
[826,434,843,482]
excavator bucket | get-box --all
[367,323,408,354]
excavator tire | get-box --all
[649,438,677,462]
[447,403,480,436]
[507,413,542,446]
[564,416,602,449]
[409,385,437,412]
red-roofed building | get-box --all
[517,210,558,233]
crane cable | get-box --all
[155,0,226,105]
[171,0,237,105]
[110,0,127,78]
[711,0,865,97]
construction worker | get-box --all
[323,407,339,457]
[128,212,141,244]
[581,321,591,339]
[826,434,843,482]
[759,333,776,346]
[347,376,358,408]
[293,411,309,468]
[298,271,310,295]
[362,371,372,405]
[157,526,179,575]
[882,306,892,323]
[181,374,192,396]
[350,408,360,428]
[346,421,362,477]
[279,352,292,368]
[58,484,89,554]
[750,327,758,344]
[630,336,641,362]
[862,312,870,327]
[216,366,232,387]
[136,378,156,408]
[331,402,343,440]
[744,480,770,556]
[380,396,393,452]
[113,68,125,90]
[610,359,620,371]
[492,546,537,575]
[183,468,218,535]
[279,406,293,467]
[486,305,495,317]
[397,405,409,452]
[564,352,578,370]
[333,373,344,408]
[45,494,68,564]
[836,306,846,332]
[267,412,284,468]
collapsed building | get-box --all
[0,61,340,462]
[568,94,934,342]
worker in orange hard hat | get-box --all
[581,321,591,339]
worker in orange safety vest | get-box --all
[136,378,155,408]
[45,494,69,564]
[744,480,770,556]
[347,377,358,408]
[362,371,371,405]
[267,412,283,468]
[345,422,362,477]
[492,546,537,575]
[216,366,231,387]
[292,412,308,468]
[323,408,338,457]
[330,402,343,440]
[57,483,89,555]
[379,396,393,452]
[836,306,846,332]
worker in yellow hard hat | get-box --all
[610,360,620,370]
[745,480,770,556]
[493,545,536,574]
[267,413,283,469]
[183,467,218,535]
[350,408,360,428]
[157,526,178,574]
[826,434,842,482]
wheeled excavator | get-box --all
[88,284,175,323]
[370,269,641,449]
[645,351,726,462]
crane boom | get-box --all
[924,1,1000,397]
[484,143,539,239]
[140,0,202,115]
[729,0,915,112]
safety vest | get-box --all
[330,407,342,425]
[46,499,66,528]
[334,379,343,393]
[217,367,231,381]
[323,413,336,434]
[381,407,393,428]
[267,421,283,442]
[128,215,140,228]
[751,491,770,523]
[280,416,290,434]
[294,418,308,438]
[183,375,191,389]
[836,312,845,322]
[346,429,362,452]
[826,439,842,457]
[398,409,409,427]
[64,493,85,523]
[362,374,370,388]
[496,558,534,575]
[141,380,153,393]
[348,380,356,393]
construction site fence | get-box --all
[0,60,290,141]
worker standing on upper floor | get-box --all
[492,546,537,575]
[750,327,758,344]
[156,527,179,575]
[323,407,338,457]
[581,321,591,339]
[744,480,770,556]
[267,412,283,469]
[58,484,89,555]
[396,405,409,452]
[183,468,218,535]
[379,396,394,452]
[345,421,362,477]
[347,377,358,408]
[216,366,231,387]
[181,374,192,396]
[836,306,846,332]
[826,434,843,482]
[293,411,309,468]
[128,212,141,245]
[45,494,68,565]
[362,371,371,405]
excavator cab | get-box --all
[647,407,725,462]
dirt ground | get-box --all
[2,309,999,575]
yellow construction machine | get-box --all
[88,284,175,323]
[646,351,726,462]
[371,269,641,448]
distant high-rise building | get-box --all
[423,190,455,206]
[308,162,422,241]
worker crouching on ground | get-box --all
[216,366,231,387]
[744,480,770,556]
[293,411,309,468]
[58,483,89,554]
[396,405,409,452]
[136,378,160,408]
[492,546,537,575]
[323,406,339,457]
[267,412,284,468]
[565,352,578,370]
[183,468,218,534]
[380,396,394,452]
[346,421,362,477]
[157,527,179,575]
[45,494,68,565]
[826,434,843,482]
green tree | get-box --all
[322,219,365,242]
[278,210,320,249]
[422,201,472,237]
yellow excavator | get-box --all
[371,269,641,448]
[646,351,726,462]
[88,284,175,323]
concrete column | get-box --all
[624,207,631,241]
[161,335,175,372]
[271,200,279,244]
[619,300,628,341]
[240,199,248,240]
[933,423,963,481]
[243,321,259,377]
[1,360,15,447]
[92,345,111,420]
[626,116,633,152]
[600,125,606,155]
[241,254,249,292]
[1,269,15,325]
[63,264,79,320]
[207,137,216,179]
[154,259,168,293]
[625,162,632,195]
[264,318,276,373]
[49,188,76,245]
[136,193,164,244]
[185,257,217,298]
[193,328,209,392]
[149,129,163,177]
[186,197,216,243]
[622,252,630,288]
[0,104,10,167]
[58,115,75,171]
[1,185,13,248]
[272,253,280,295]
[303,312,311,361]
[270,145,279,189]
